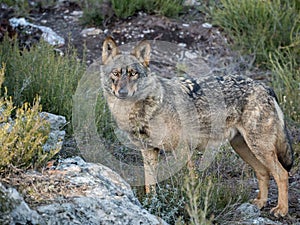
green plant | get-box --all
[147,0,184,17]
[0,65,59,173]
[80,0,106,25]
[183,169,213,225]
[2,0,59,17]
[2,0,31,16]
[268,10,299,123]
[141,182,186,224]
[212,0,300,65]
[140,149,251,224]
[80,0,184,25]
[270,48,300,123]
[95,92,117,142]
[111,0,140,19]
[0,37,85,132]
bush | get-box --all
[111,0,141,19]
[1,0,31,16]
[141,149,250,224]
[2,0,59,17]
[0,65,58,173]
[0,37,85,132]
[270,49,300,123]
[80,0,107,26]
[212,0,300,65]
[141,0,184,18]
[80,0,184,25]
[269,18,300,123]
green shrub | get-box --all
[0,37,85,132]
[80,0,184,25]
[270,19,300,123]
[80,0,106,25]
[1,0,31,16]
[183,172,213,225]
[2,0,59,17]
[141,0,184,18]
[270,44,300,123]
[141,184,186,224]
[111,0,141,19]
[212,0,300,65]
[0,65,59,173]
[141,149,250,224]
[95,92,118,142]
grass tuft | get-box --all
[0,36,85,132]
[80,0,184,25]
[140,149,250,224]
[0,65,59,174]
[212,0,299,66]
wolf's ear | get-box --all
[132,40,151,67]
[102,36,119,64]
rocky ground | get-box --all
[1,157,168,225]
[0,1,299,224]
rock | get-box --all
[70,10,83,17]
[235,203,282,225]
[40,112,66,152]
[40,112,66,131]
[183,0,200,6]
[236,203,261,219]
[80,28,103,37]
[202,23,213,29]
[9,17,65,46]
[178,43,187,47]
[0,183,41,225]
[0,157,167,225]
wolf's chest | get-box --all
[107,96,181,150]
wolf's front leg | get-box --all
[141,148,159,194]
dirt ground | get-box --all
[1,2,299,224]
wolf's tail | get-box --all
[277,124,294,172]
[272,93,294,172]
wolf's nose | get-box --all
[118,88,128,98]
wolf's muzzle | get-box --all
[117,88,128,98]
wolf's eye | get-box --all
[129,71,138,77]
[111,71,120,78]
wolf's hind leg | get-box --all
[141,148,159,194]
[238,132,289,217]
[230,133,270,209]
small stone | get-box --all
[183,0,200,6]
[80,28,103,36]
[178,43,187,48]
[143,29,151,34]
[70,11,83,17]
[185,51,198,60]
[40,112,66,152]
[236,203,260,219]
[202,23,213,29]
[9,17,65,46]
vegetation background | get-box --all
[0,0,299,224]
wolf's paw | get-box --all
[251,198,267,209]
[270,204,288,217]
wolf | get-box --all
[101,36,293,217]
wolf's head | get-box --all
[102,36,151,99]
